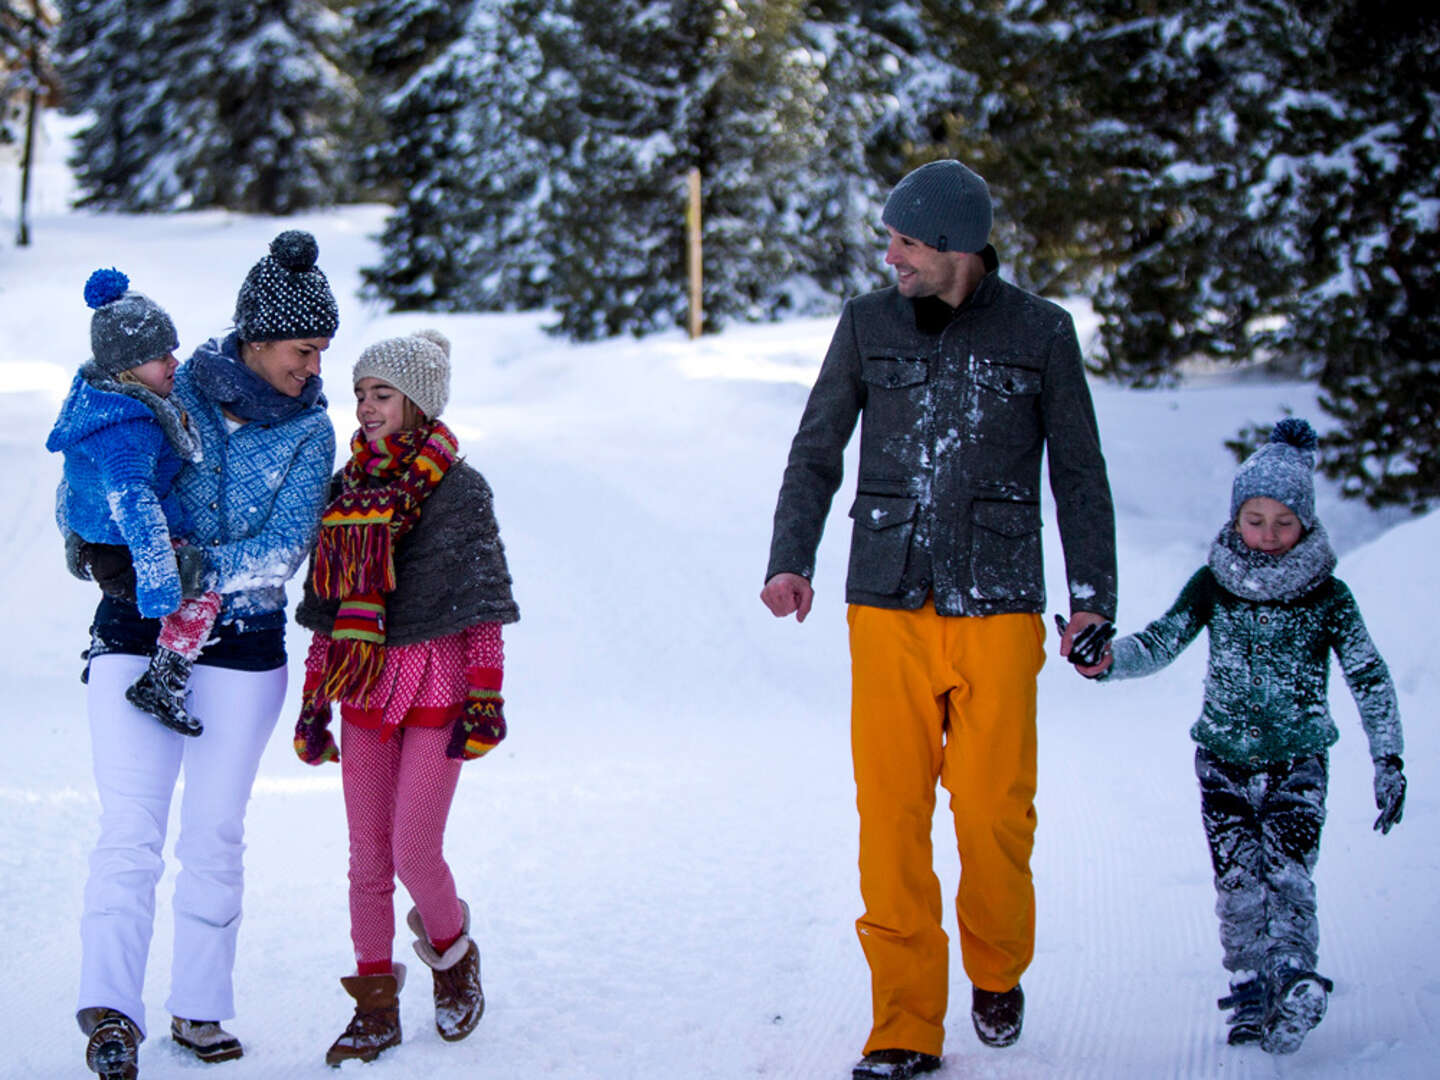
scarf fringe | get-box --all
[313,521,396,599]
[320,638,387,702]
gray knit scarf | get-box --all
[80,360,203,464]
[1207,522,1337,603]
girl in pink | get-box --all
[291,329,519,1066]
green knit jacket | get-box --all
[1105,564,1401,767]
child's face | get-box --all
[129,352,179,397]
[355,377,419,443]
[1237,497,1303,556]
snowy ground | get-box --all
[2,118,1436,1078]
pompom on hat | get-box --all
[1231,417,1320,529]
[233,230,340,343]
[881,160,993,254]
[84,268,180,375]
[352,329,451,420]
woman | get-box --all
[73,230,339,1080]
[291,329,518,1066]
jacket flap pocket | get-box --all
[972,499,1041,537]
[849,493,918,531]
[973,362,1042,396]
[861,356,929,388]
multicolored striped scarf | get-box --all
[310,420,458,703]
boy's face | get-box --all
[129,352,178,397]
[1237,496,1303,556]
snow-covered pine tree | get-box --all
[58,0,357,212]
[361,0,553,312]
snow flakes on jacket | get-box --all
[172,339,335,622]
[47,363,201,618]
[1106,523,1401,767]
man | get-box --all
[761,160,1116,1080]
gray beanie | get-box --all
[84,268,179,375]
[352,329,452,420]
[1231,418,1320,529]
[881,160,993,253]
[233,230,340,343]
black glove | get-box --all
[175,544,210,600]
[1055,614,1115,669]
[88,543,137,600]
[1373,754,1405,834]
[64,530,93,581]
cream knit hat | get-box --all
[352,329,451,420]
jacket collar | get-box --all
[911,244,1002,334]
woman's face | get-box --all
[241,337,331,397]
[355,377,419,443]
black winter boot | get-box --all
[1217,977,1266,1045]
[972,983,1024,1047]
[85,1009,141,1080]
[1261,970,1333,1055]
[325,965,405,1066]
[852,1048,941,1079]
[126,647,202,736]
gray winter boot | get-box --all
[84,1009,141,1080]
[325,965,405,1066]
[1261,970,1333,1054]
[1217,976,1266,1045]
[409,901,485,1041]
[171,1017,243,1062]
[126,647,202,736]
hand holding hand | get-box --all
[761,573,814,622]
[1056,613,1115,677]
[1373,754,1405,834]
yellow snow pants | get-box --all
[848,602,1045,1057]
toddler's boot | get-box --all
[1217,975,1265,1045]
[325,965,405,1066]
[126,647,202,736]
[85,1009,141,1080]
[409,902,484,1041]
[1261,969,1333,1054]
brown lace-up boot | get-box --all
[324,964,405,1066]
[408,901,485,1041]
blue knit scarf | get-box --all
[189,331,324,423]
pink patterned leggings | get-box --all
[340,721,464,969]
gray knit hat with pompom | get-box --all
[233,230,340,343]
[882,160,993,254]
[85,267,180,375]
[1231,417,1320,529]
[352,329,452,420]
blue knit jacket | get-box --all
[172,339,335,623]
[47,366,200,618]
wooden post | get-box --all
[686,166,702,339]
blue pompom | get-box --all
[84,268,130,310]
[1270,417,1318,451]
[269,230,319,272]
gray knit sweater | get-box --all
[294,461,519,645]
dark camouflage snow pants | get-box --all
[1195,746,1327,981]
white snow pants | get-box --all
[77,653,287,1038]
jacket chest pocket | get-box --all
[969,360,1042,444]
[860,355,930,443]
[847,493,918,597]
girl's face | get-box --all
[241,337,331,397]
[1237,497,1303,556]
[355,377,420,443]
[127,352,178,396]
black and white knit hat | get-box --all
[85,268,180,375]
[352,329,451,420]
[1231,418,1320,529]
[881,160,992,254]
[233,230,340,343]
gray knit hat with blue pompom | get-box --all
[233,230,340,343]
[882,160,993,254]
[85,268,180,375]
[1231,418,1320,529]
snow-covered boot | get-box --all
[325,965,405,1067]
[85,1009,141,1080]
[125,647,202,736]
[852,1048,941,1079]
[170,1018,243,1062]
[971,983,1024,1047]
[1260,970,1332,1055]
[1217,976,1266,1045]
[409,902,485,1041]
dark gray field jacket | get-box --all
[766,250,1117,618]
